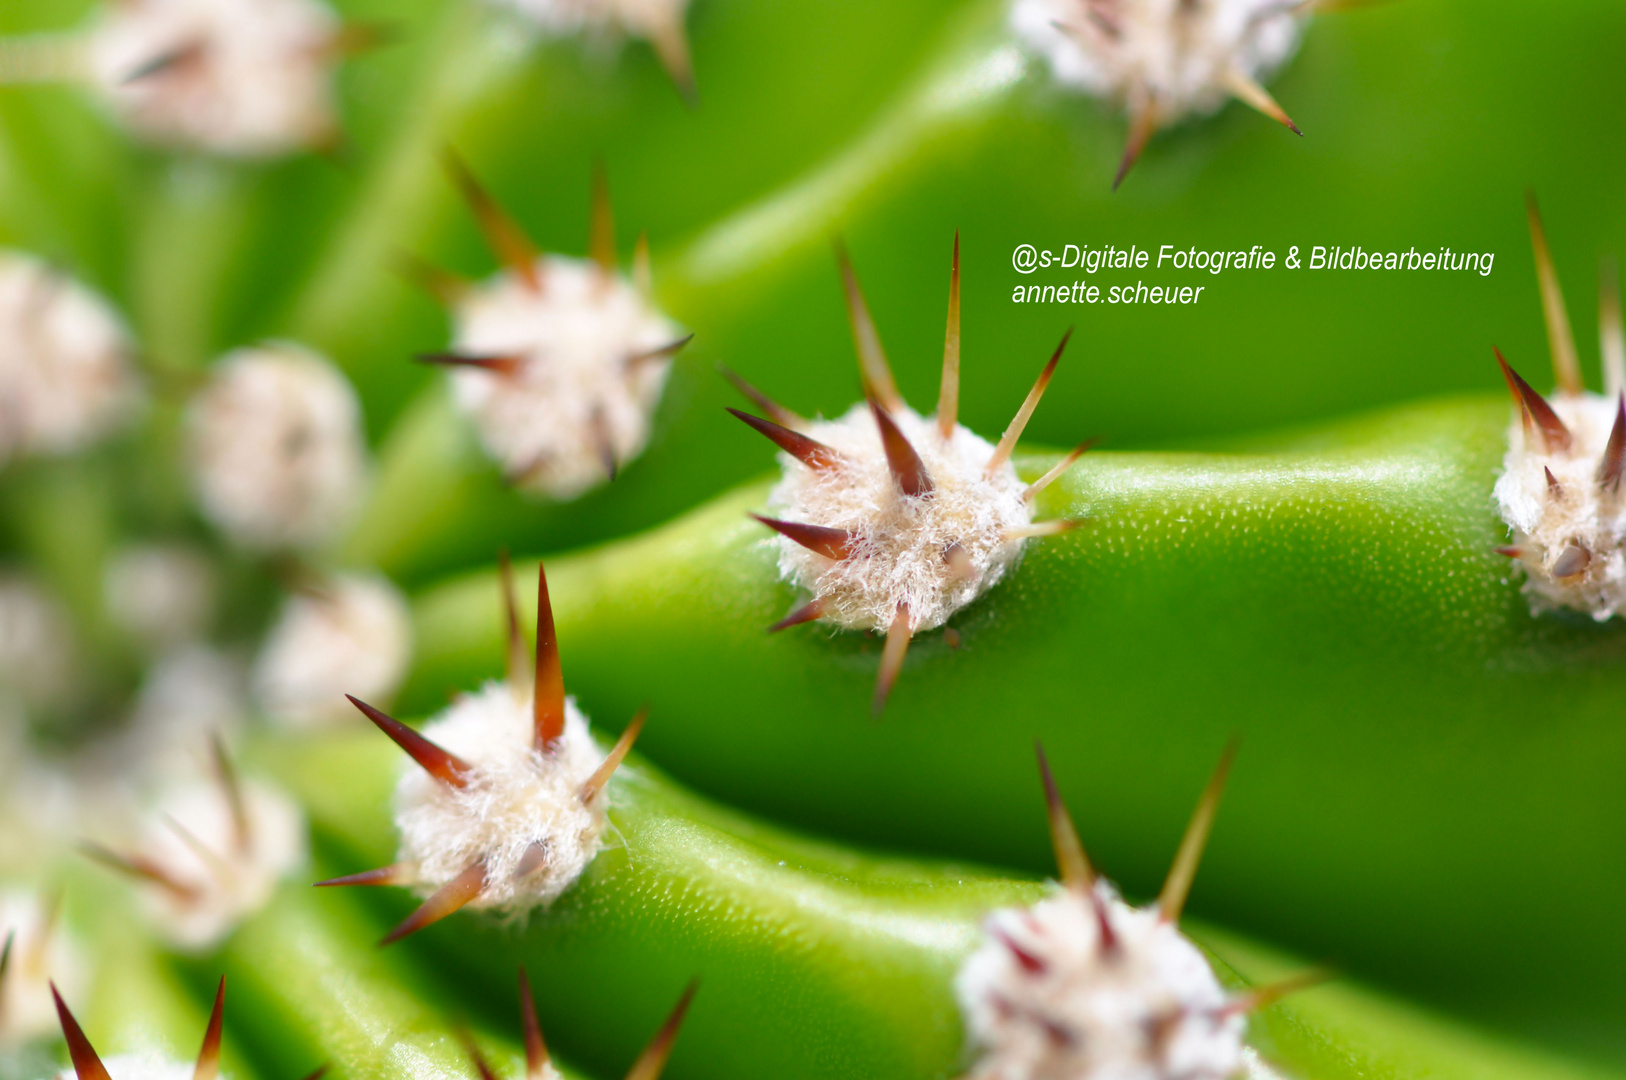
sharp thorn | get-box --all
[392,252,471,308]
[648,14,697,106]
[347,695,472,788]
[1157,737,1239,925]
[1602,255,1625,400]
[1494,347,1572,453]
[519,967,550,1080]
[590,405,619,482]
[210,733,251,855]
[497,550,532,694]
[1599,393,1626,493]
[726,409,840,471]
[1223,67,1302,135]
[1112,92,1158,191]
[1034,743,1095,892]
[633,232,653,298]
[192,977,226,1080]
[79,842,200,901]
[1004,519,1084,541]
[937,231,961,441]
[835,242,903,413]
[871,603,912,716]
[1493,546,1526,559]
[1219,968,1335,1018]
[314,864,412,888]
[580,708,647,805]
[416,352,523,375]
[1024,438,1099,501]
[51,985,113,1080]
[869,399,934,497]
[751,515,858,561]
[533,563,567,752]
[442,149,543,291]
[717,365,808,429]
[1545,466,1563,497]
[992,928,1047,974]
[1526,191,1583,395]
[299,1065,330,1080]
[380,861,488,946]
[590,160,617,277]
[629,333,695,366]
[623,981,699,1080]
[988,328,1071,477]
[767,597,827,633]
[461,1032,499,1080]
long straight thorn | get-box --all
[80,843,200,901]
[533,564,567,751]
[1113,90,1158,191]
[1157,738,1240,925]
[751,515,857,561]
[870,399,934,496]
[51,985,113,1080]
[314,864,412,888]
[380,861,488,945]
[872,603,913,716]
[1599,393,1626,493]
[937,232,962,440]
[580,708,647,805]
[442,150,543,291]
[726,409,839,470]
[988,328,1072,477]
[210,733,251,854]
[1222,67,1302,134]
[623,982,699,1080]
[347,695,472,788]
[518,967,550,1080]
[1218,969,1335,1018]
[416,352,522,376]
[768,597,827,633]
[193,977,226,1080]
[717,365,808,429]
[590,161,616,278]
[1035,743,1094,891]
[1004,519,1085,542]
[497,550,531,692]
[1494,347,1573,453]
[835,243,903,412]
[629,334,695,366]
[1526,192,1583,395]
[1602,255,1625,399]
[1025,438,1099,501]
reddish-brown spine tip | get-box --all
[442,149,543,291]
[751,515,858,561]
[629,334,695,366]
[1157,737,1239,925]
[579,708,647,805]
[871,603,913,716]
[716,365,807,429]
[52,985,113,1080]
[937,231,962,441]
[726,408,840,471]
[1035,743,1094,893]
[623,982,699,1080]
[416,352,523,376]
[314,864,409,888]
[518,967,550,1080]
[193,977,226,1080]
[347,695,472,789]
[533,563,567,752]
[1599,393,1626,493]
[380,861,488,946]
[1112,94,1157,191]
[869,399,934,497]
[768,596,827,633]
[589,159,617,278]
[835,242,903,413]
[988,328,1071,477]
[1495,347,1572,453]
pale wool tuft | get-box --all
[187,343,369,552]
[486,0,689,48]
[1494,392,1626,620]
[394,682,609,914]
[956,883,1244,1080]
[85,0,342,157]
[0,889,88,1044]
[766,403,1032,634]
[253,573,412,728]
[0,251,141,467]
[1011,0,1301,125]
[133,776,306,949]
[56,1052,199,1080]
[449,256,681,500]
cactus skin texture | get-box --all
[402,393,1626,1058]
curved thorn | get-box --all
[79,842,200,901]
[314,864,411,888]
[518,968,550,1080]
[871,603,912,716]
[580,708,647,805]
[193,977,226,1080]
[442,149,543,291]
[1158,737,1240,925]
[1602,255,1625,400]
[1219,969,1335,1018]
[870,400,933,497]
[52,984,113,1080]
[1526,192,1583,395]
[768,597,827,633]
[1494,348,1572,453]
[497,550,531,693]
[416,352,522,376]
[623,981,699,1080]
[835,242,903,412]
[629,333,695,366]
[534,564,567,752]
[590,160,617,277]
[1024,439,1099,501]
[988,329,1071,477]
[726,409,840,471]
[1600,393,1626,494]
[1113,90,1157,191]
[751,515,858,561]
[347,695,472,789]
[1035,743,1095,892]
[717,365,808,429]
[1223,67,1302,135]
[380,861,488,946]
[937,232,962,440]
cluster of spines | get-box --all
[316,557,643,945]
[727,236,1093,713]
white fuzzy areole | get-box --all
[134,777,306,950]
[487,0,689,44]
[1494,392,1626,620]
[0,889,88,1044]
[394,683,609,914]
[85,0,341,157]
[55,1053,199,1080]
[766,403,1032,634]
[104,544,217,649]
[449,256,681,500]
[0,251,140,467]
[957,883,1244,1080]
[187,343,369,552]
[1011,0,1301,125]
[253,573,412,728]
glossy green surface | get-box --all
[404,393,1626,1063]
